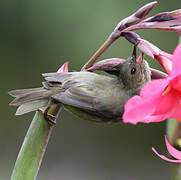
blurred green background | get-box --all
[1,0,180,179]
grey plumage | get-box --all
[9,56,152,122]
[9,88,47,106]
[16,99,50,115]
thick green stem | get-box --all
[11,105,61,180]
[81,29,123,71]
[166,37,181,180]
[11,111,52,180]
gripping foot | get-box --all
[38,107,56,126]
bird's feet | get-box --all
[38,107,56,126]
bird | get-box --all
[9,50,164,123]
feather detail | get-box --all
[9,88,48,106]
[16,99,50,115]
[8,88,43,97]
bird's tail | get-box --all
[8,87,55,115]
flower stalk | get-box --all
[81,1,157,71]
[11,109,57,180]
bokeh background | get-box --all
[1,0,180,179]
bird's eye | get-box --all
[131,67,136,75]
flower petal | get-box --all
[159,50,172,61]
[165,136,181,159]
[154,88,176,115]
[152,147,181,163]
[152,136,181,163]
[57,61,69,73]
[142,114,165,123]
[172,44,181,76]
[137,38,160,59]
[156,89,181,119]
[123,95,160,124]
[125,9,181,35]
[171,76,181,91]
[155,54,172,74]
[140,78,169,97]
[123,78,170,124]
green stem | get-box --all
[11,105,61,180]
[11,111,52,180]
[166,37,181,180]
[81,30,122,71]
[81,37,114,71]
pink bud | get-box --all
[57,61,69,73]
[87,58,126,72]
[125,9,181,34]
[114,1,157,31]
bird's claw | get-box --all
[38,108,56,126]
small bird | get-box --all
[9,50,162,123]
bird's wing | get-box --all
[52,86,97,111]
[42,72,73,83]
[42,71,123,119]
[43,72,99,111]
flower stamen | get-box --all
[162,85,171,96]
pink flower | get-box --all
[152,136,181,163]
[137,38,173,74]
[87,58,126,76]
[123,44,181,124]
[114,1,157,31]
